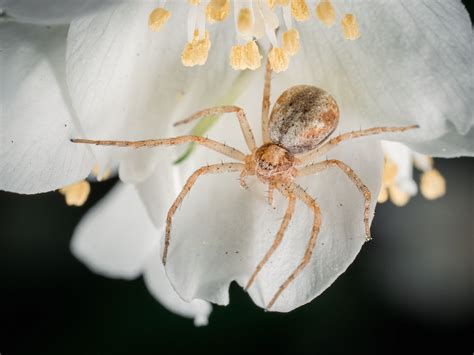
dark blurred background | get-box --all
[1,2,473,354]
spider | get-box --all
[72,58,417,310]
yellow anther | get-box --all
[188,0,200,5]
[377,187,389,203]
[282,28,300,56]
[91,164,111,181]
[59,180,91,207]
[420,169,446,200]
[230,41,262,70]
[316,0,336,27]
[206,0,230,22]
[341,14,361,40]
[148,7,171,32]
[181,30,211,67]
[382,157,398,186]
[388,184,410,207]
[237,7,253,34]
[268,47,289,73]
[291,0,310,22]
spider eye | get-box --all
[268,85,339,154]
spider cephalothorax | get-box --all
[253,143,296,184]
[72,58,417,310]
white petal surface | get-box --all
[1,0,110,25]
[66,1,240,183]
[0,22,94,193]
[144,248,212,327]
[276,0,473,156]
[71,183,157,279]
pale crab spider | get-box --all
[72,59,417,310]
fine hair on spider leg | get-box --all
[71,52,419,310]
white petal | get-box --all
[409,126,474,158]
[279,0,473,156]
[143,248,212,327]
[1,0,110,25]
[66,1,240,183]
[163,139,382,312]
[0,22,94,194]
[71,183,158,279]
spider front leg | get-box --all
[245,184,296,291]
[162,162,245,265]
[297,159,372,241]
[267,183,322,310]
[71,135,246,162]
[261,57,272,144]
[297,124,419,163]
[174,105,257,152]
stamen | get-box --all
[206,0,230,23]
[282,28,300,56]
[388,184,410,207]
[268,47,289,73]
[147,0,362,71]
[377,187,388,203]
[268,0,291,8]
[230,40,262,70]
[182,30,211,67]
[316,0,336,27]
[420,169,446,200]
[148,7,171,32]
[59,180,91,207]
[291,0,310,22]
[237,7,253,34]
[91,164,111,181]
[341,14,361,40]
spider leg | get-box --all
[261,57,272,144]
[267,182,277,206]
[174,106,257,152]
[245,184,296,291]
[297,125,419,164]
[298,159,372,241]
[162,162,244,265]
[266,183,322,310]
[71,135,246,162]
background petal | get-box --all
[0,22,94,193]
[278,0,473,157]
[1,0,110,25]
[66,1,241,182]
[71,183,157,279]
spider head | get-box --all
[254,143,296,183]
[268,85,339,154]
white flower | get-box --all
[1,0,472,317]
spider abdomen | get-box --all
[269,85,339,154]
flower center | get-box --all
[148,0,361,72]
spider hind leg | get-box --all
[245,184,296,291]
[266,183,322,310]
